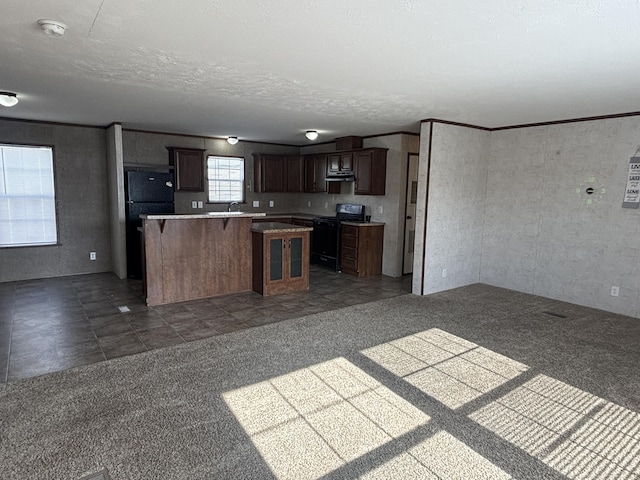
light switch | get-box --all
[269,200,274,207]
[253,200,260,207]
[191,201,197,208]
[197,201,203,208]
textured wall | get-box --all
[418,122,491,294]
[0,120,112,282]
[481,117,640,318]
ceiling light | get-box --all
[0,92,19,107]
[227,136,239,145]
[305,130,319,141]
[37,19,67,36]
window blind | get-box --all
[0,145,57,247]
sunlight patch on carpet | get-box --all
[223,357,430,479]
[362,328,529,409]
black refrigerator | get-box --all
[125,170,174,279]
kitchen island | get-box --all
[251,222,312,296]
[141,212,266,306]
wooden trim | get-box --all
[123,127,300,148]
[420,118,492,131]
[492,111,640,131]
[421,111,640,132]
[362,130,421,139]
[401,152,412,275]
[0,116,108,130]
[420,122,434,295]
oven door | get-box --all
[311,219,340,271]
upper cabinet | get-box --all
[167,147,205,192]
[253,154,303,193]
[354,148,387,195]
[304,155,328,193]
[252,145,387,195]
[328,153,353,173]
[286,156,304,193]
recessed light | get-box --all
[227,136,239,145]
[0,92,19,107]
[37,19,67,36]
[305,130,319,141]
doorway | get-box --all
[402,153,419,274]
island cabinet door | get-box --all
[260,232,309,295]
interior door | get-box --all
[403,154,419,274]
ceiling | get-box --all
[1,1,640,145]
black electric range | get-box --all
[311,203,365,271]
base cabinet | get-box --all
[252,229,310,295]
[341,224,384,276]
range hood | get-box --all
[325,172,356,182]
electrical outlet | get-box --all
[197,201,203,209]
[269,200,274,207]
[253,200,259,207]
[90,251,96,261]
[611,286,620,297]
[307,201,311,207]
[191,201,197,209]
[378,205,383,214]
[324,202,328,209]
[442,268,447,278]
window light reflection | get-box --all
[470,374,640,479]
[222,357,430,480]
[362,328,529,409]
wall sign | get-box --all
[622,157,640,208]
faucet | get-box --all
[228,201,239,212]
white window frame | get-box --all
[0,144,58,248]
[207,155,245,203]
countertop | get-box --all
[258,213,316,221]
[258,213,384,225]
[251,222,314,234]
[140,212,267,220]
[341,221,385,227]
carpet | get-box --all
[2,284,639,479]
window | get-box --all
[207,156,245,203]
[0,144,57,247]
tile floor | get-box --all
[0,266,411,383]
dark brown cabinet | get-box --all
[304,155,329,193]
[354,148,387,195]
[252,227,311,295]
[328,152,353,173]
[167,147,205,192]
[341,223,384,277]
[253,154,303,193]
[286,156,304,193]
[252,146,386,195]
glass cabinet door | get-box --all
[269,238,283,281]
[289,236,303,278]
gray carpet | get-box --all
[2,284,639,480]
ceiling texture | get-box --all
[1,0,640,145]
